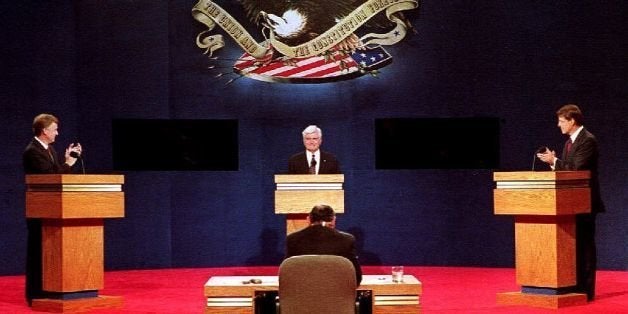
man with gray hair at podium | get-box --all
[285,204,362,284]
[288,125,341,174]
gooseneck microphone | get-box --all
[532,146,548,171]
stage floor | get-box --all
[1,266,626,313]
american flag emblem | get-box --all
[233,46,392,83]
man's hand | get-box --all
[536,149,556,166]
[64,143,82,166]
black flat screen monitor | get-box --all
[112,119,238,171]
[375,118,500,169]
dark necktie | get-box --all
[565,138,573,154]
[309,155,317,174]
[47,147,54,163]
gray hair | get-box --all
[302,125,322,138]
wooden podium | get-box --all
[274,174,344,234]
[25,174,125,312]
[493,171,590,309]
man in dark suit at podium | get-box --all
[22,113,82,305]
[288,125,341,174]
[285,204,362,284]
[23,114,82,174]
[536,104,604,301]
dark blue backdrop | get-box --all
[1,1,626,275]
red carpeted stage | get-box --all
[0,266,626,313]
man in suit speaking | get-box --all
[536,104,604,301]
[22,113,82,305]
[288,125,341,174]
[285,204,362,284]
[23,113,82,174]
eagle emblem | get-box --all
[193,0,420,84]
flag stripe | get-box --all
[236,54,358,79]
[232,46,390,82]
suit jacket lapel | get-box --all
[564,128,586,160]
[318,152,329,174]
[318,156,325,174]
[34,139,56,166]
[303,153,310,172]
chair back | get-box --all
[278,255,357,314]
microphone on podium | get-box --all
[532,146,548,171]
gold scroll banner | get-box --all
[270,0,419,58]
[192,0,419,59]
[360,0,420,46]
[192,0,269,59]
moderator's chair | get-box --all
[277,255,359,314]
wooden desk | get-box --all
[204,274,422,314]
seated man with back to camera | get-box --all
[285,204,362,284]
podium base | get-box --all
[497,291,586,309]
[31,295,123,313]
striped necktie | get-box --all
[309,155,317,174]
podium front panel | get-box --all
[494,188,590,216]
[26,191,124,219]
[42,219,104,292]
[514,216,576,288]
[26,174,125,219]
[275,190,344,214]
